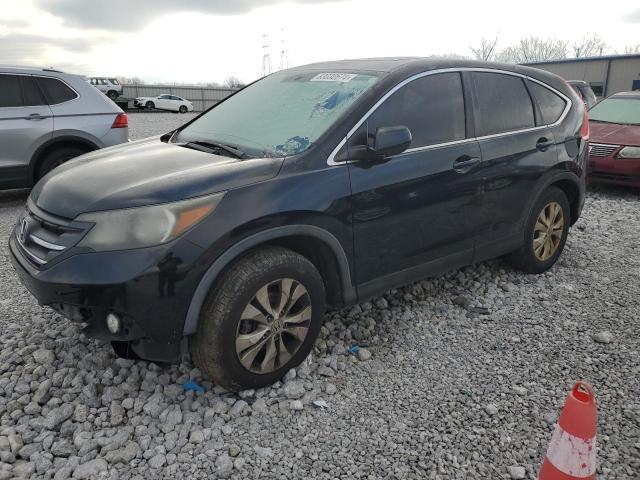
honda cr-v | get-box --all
[9,58,588,390]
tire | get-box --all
[190,246,326,390]
[179,105,187,113]
[505,186,570,274]
[107,90,118,101]
[145,101,155,110]
[36,146,88,181]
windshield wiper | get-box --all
[178,140,249,159]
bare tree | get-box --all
[470,37,498,61]
[496,36,568,64]
[624,44,640,54]
[116,76,145,85]
[572,35,607,58]
[224,76,244,88]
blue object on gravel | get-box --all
[348,345,360,354]
[183,379,205,393]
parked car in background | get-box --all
[9,59,587,390]
[88,77,123,100]
[568,80,598,109]
[587,91,640,188]
[0,66,129,190]
[134,94,193,113]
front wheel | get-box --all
[178,105,187,113]
[190,247,326,390]
[107,90,118,101]
[145,101,155,110]
[505,186,570,274]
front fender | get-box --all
[182,224,355,335]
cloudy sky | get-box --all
[1,0,639,84]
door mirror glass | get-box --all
[370,126,412,158]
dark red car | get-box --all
[588,91,640,188]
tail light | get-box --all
[579,106,589,140]
[111,113,128,129]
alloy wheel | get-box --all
[235,278,312,374]
[533,201,565,261]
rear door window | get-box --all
[20,76,46,106]
[528,81,566,125]
[0,74,23,107]
[36,77,78,104]
[367,72,466,148]
[472,72,535,136]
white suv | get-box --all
[88,77,123,100]
[0,66,129,190]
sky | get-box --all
[0,0,639,85]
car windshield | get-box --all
[109,78,120,85]
[174,70,380,157]
[589,97,640,125]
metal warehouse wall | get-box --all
[525,55,640,97]
[122,85,238,111]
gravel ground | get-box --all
[0,114,639,479]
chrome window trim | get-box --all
[30,235,66,251]
[327,67,573,165]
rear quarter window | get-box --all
[528,81,567,125]
[36,77,78,105]
[472,72,535,136]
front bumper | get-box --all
[588,155,640,188]
[8,231,206,362]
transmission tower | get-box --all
[279,28,289,71]
[261,34,272,77]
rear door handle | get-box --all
[536,137,553,151]
[453,156,480,173]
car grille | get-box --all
[589,143,619,158]
[15,209,86,266]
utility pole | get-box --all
[261,34,272,77]
[279,28,289,71]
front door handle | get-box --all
[536,137,553,151]
[25,114,44,121]
[453,156,480,173]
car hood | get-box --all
[31,137,284,219]
[589,122,640,146]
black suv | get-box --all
[9,58,588,390]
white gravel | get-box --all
[0,114,638,479]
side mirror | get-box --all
[370,126,412,159]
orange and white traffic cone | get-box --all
[539,382,597,480]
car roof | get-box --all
[610,91,640,99]
[289,57,547,76]
[286,57,567,91]
[0,65,84,80]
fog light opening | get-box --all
[106,313,121,334]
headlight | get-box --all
[76,192,224,251]
[617,146,640,159]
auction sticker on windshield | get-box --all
[311,73,358,82]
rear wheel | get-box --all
[145,101,155,110]
[190,247,326,390]
[36,146,88,181]
[505,187,570,274]
[179,105,187,113]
